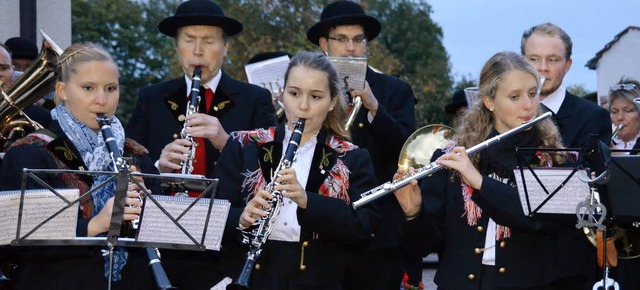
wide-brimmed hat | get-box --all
[158,0,243,38]
[307,1,381,46]
[445,89,469,114]
[4,37,38,60]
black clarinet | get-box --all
[227,119,306,290]
[97,114,177,290]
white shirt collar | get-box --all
[183,68,222,97]
[540,84,566,114]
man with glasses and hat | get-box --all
[307,1,417,289]
[521,22,611,289]
[126,0,275,288]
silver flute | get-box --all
[352,111,553,209]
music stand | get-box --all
[513,147,591,221]
[11,168,226,289]
[600,155,640,224]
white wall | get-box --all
[596,29,640,107]
[0,0,71,52]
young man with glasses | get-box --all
[307,1,417,289]
[521,22,611,290]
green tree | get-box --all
[72,0,179,123]
[567,83,589,97]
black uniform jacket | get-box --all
[402,149,563,290]
[0,120,157,290]
[126,71,276,176]
[348,67,416,250]
[213,125,379,288]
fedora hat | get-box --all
[307,1,381,46]
[158,0,243,38]
[445,89,469,114]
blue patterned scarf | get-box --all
[51,105,128,281]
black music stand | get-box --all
[11,168,223,290]
[513,147,591,221]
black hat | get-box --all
[158,0,243,38]
[445,90,468,114]
[4,37,38,60]
[307,1,381,46]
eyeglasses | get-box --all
[327,36,367,45]
[0,63,13,71]
[610,83,638,91]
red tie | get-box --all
[188,88,214,197]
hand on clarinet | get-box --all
[276,168,307,209]
[87,188,143,237]
[239,190,272,230]
[393,167,422,220]
[183,113,229,150]
[435,146,483,190]
[158,139,192,173]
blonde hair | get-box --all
[54,42,116,104]
[284,51,350,141]
[454,51,565,167]
[521,22,573,59]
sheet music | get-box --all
[137,195,230,250]
[514,168,590,215]
[328,56,367,90]
[244,55,290,92]
[1,189,79,245]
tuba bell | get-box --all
[397,124,455,170]
[0,30,62,149]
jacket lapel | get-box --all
[257,125,285,183]
[208,72,235,119]
[45,123,93,186]
[306,130,337,192]
[164,80,188,125]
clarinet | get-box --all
[177,66,202,197]
[227,119,306,290]
[97,114,177,290]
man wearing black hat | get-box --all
[308,1,417,289]
[126,0,275,289]
[4,37,38,72]
[445,89,468,128]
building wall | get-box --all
[596,29,640,107]
[0,0,71,52]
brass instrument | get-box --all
[352,112,553,209]
[228,119,306,290]
[398,124,455,171]
[345,94,362,131]
[0,31,62,149]
[261,80,285,120]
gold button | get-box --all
[474,248,482,254]
[172,133,179,139]
[468,274,475,280]
[178,114,185,122]
[299,265,307,271]
[500,241,506,248]
[358,123,364,128]
[499,267,506,273]
[476,226,484,232]
[255,264,261,270]
[214,106,219,111]
[302,241,309,247]
[193,159,197,164]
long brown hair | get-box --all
[454,51,564,167]
[284,51,350,141]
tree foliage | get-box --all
[71,0,451,126]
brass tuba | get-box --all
[0,30,62,149]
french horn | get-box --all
[0,30,62,150]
